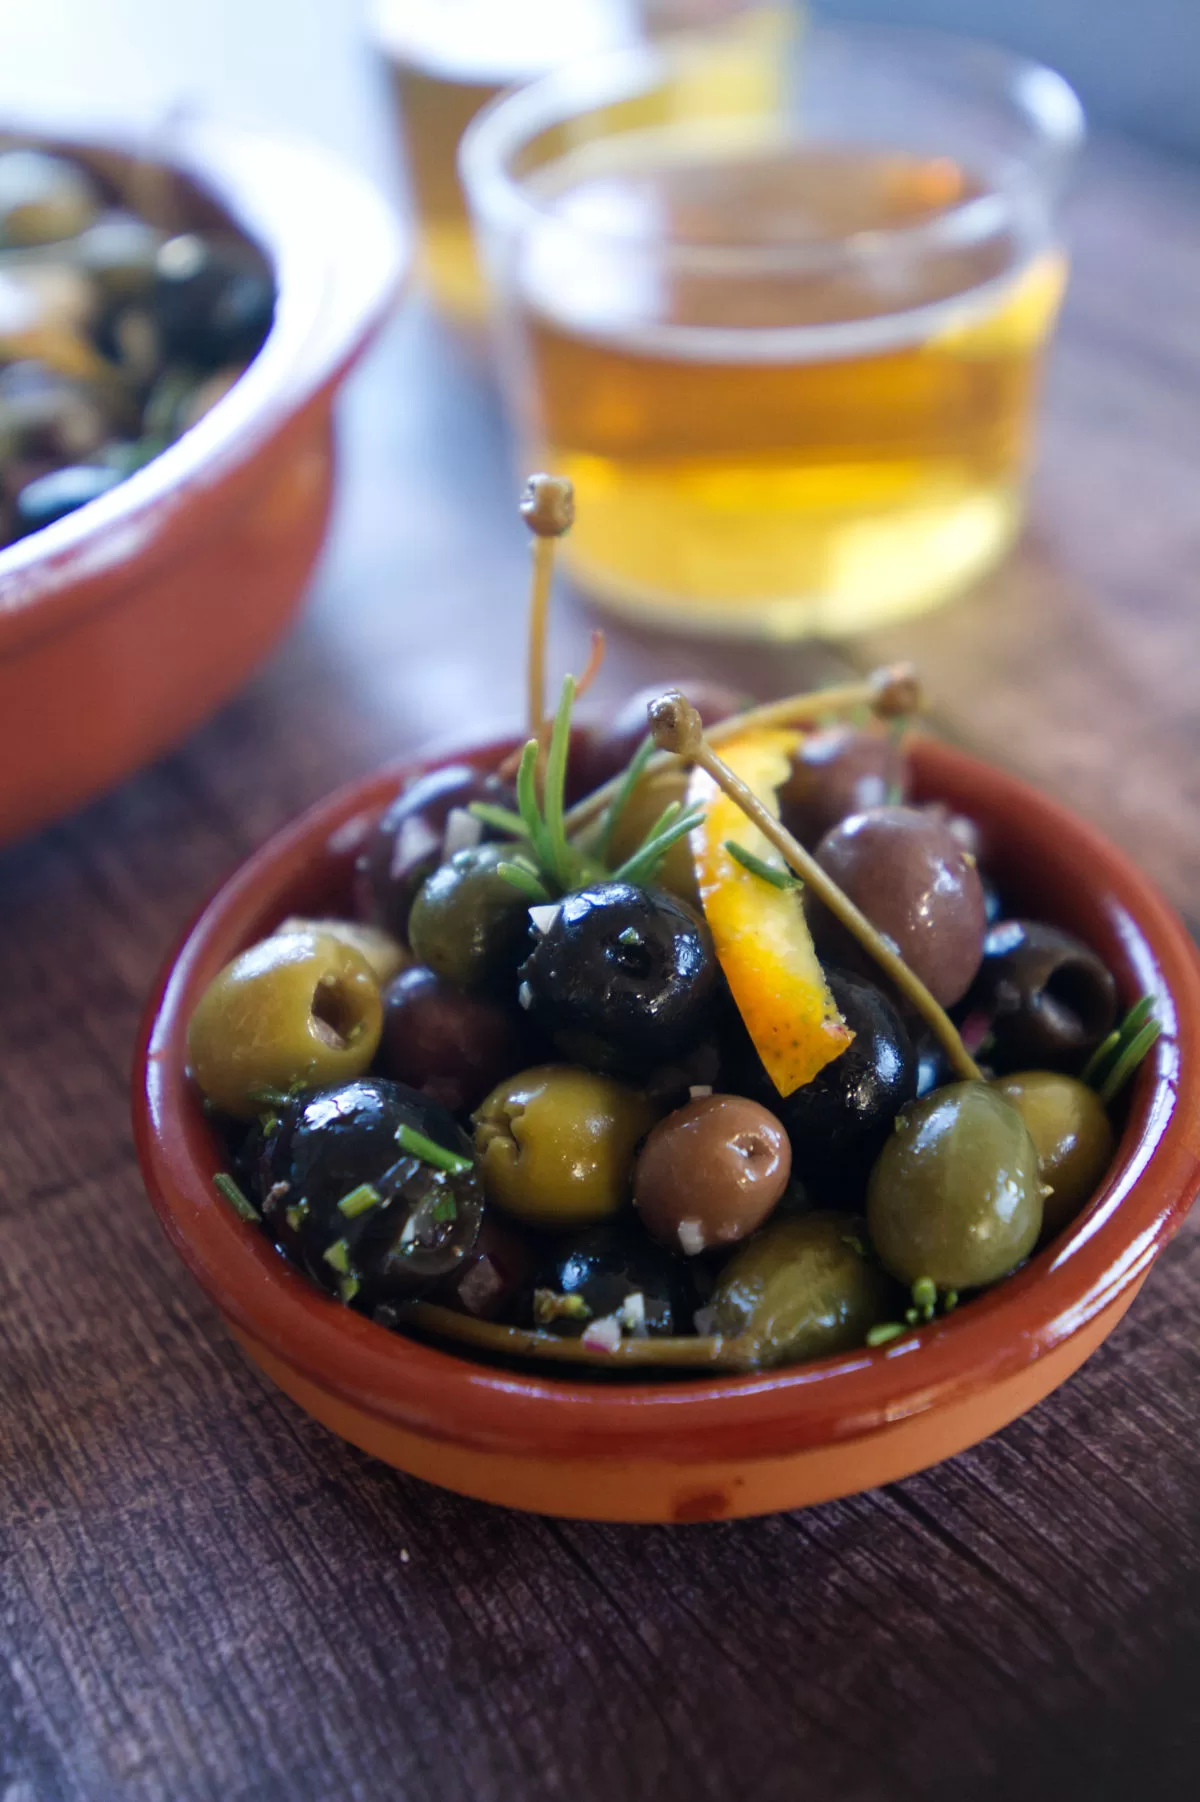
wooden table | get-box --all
[1,118,1198,1800]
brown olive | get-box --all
[992,1072,1115,1238]
[634,1094,791,1254]
[605,763,699,904]
[970,920,1119,1072]
[474,1065,659,1229]
[187,930,383,1119]
[706,1214,892,1368]
[778,726,907,847]
[867,1082,1043,1289]
[379,964,532,1115]
[812,805,987,1007]
[355,763,511,940]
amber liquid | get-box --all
[380,0,795,322]
[509,138,1065,636]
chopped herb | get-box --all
[533,1288,592,1325]
[323,1238,351,1274]
[213,1172,258,1222]
[467,801,530,838]
[247,1086,293,1109]
[285,1205,307,1233]
[911,1276,937,1314]
[943,1290,959,1313]
[724,840,803,891]
[431,1194,458,1224]
[866,1322,907,1347]
[904,1307,920,1325]
[497,858,551,903]
[259,1112,280,1136]
[338,1182,382,1218]
[617,926,640,947]
[395,1125,473,1177]
[338,1275,361,1304]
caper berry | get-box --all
[706,1214,893,1368]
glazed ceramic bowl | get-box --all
[134,735,1200,1522]
[0,104,406,845]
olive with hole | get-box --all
[474,1064,659,1229]
[706,1213,893,1368]
[187,929,383,1118]
[518,882,719,1078]
[255,1076,481,1302]
[356,763,513,940]
[634,1093,791,1254]
[867,1081,1043,1289]
[970,919,1119,1072]
[379,964,533,1115]
[992,1071,1115,1238]
[408,843,533,991]
[778,726,907,848]
[812,805,987,1008]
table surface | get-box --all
[2,72,1200,1802]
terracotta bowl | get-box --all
[134,736,1200,1522]
[0,105,406,845]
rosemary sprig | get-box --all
[542,674,576,889]
[1082,996,1161,1103]
[496,858,551,903]
[468,801,529,839]
[395,1124,473,1177]
[725,840,803,891]
[610,803,705,887]
[213,1172,258,1223]
[516,738,557,876]
[597,734,656,860]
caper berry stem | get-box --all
[520,474,575,740]
[648,691,982,1085]
[399,1300,758,1368]
[563,665,922,838]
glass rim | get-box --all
[460,20,1086,275]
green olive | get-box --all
[187,930,383,1118]
[408,844,531,989]
[474,1065,660,1229]
[992,1072,1115,1238]
[606,765,699,905]
[276,916,410,986]
[706,1214,892,1368]
[867,1081,1043,1289]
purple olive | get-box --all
[778,726,907,848]
[354,763,513,941]
[378,964,533,1114]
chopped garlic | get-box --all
[581,1315,623,1353]
[688,1084,714,1100]
[518,980,533,1011]
[677,1218,707,1256]
[442,807,483,856]
[529,903,562,936]
[617,1292,647,1337]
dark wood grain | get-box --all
[2,117,1200,1802]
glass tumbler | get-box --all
[461,24,1085,639]
[373,0,796,326]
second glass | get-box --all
[462,25,1085,639]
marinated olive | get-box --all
[276,916,409,986]
[0,149,99,246]
[434,1212,537,1321]
[605,763,699,905]
[574,678,745,794]
[867,1082,1043,1289]
[529,1218,697,1336]
[746,971,917,1167]
[379,964,532,1114]
[0,361,108,465]
[356,763,510,940]
[151,232,275,368]
[256,1077,481,1302]
[812,806,987,1008]
[187,929,383,1118]
[705,1214,892,1368]
[992,1072,1115,1237]
[634,1094,791,1254]
[13,464,123,534]
[75,211,162,298]
[778,726,907,848]
[474,1065,659,1229]
[518,882,718,1078]
[408,844,532,990]
[970,920,1119,1072]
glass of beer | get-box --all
[372,0,797,326]
[461,25,1084,638]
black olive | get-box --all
[527,1219,698,1337]
[255,1076,482,1304]
[969,919,1119,1073]
[150,233,274,368]
[518,882,719,1078]
[732,971,917,1176]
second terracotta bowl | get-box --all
[134,737,1200,1521]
